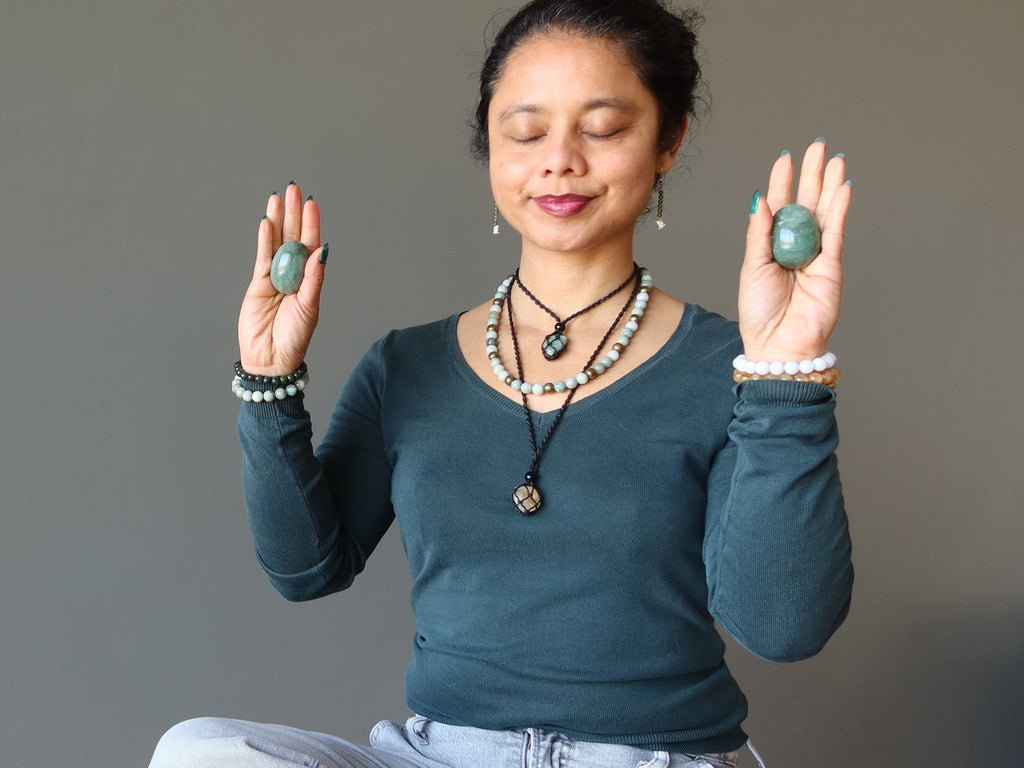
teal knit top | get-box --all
[238,304,853,754]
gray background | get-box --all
[2,1,1021,766]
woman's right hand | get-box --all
[238,183,328,376]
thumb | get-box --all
[744,190,774,269]
[296,243,328,309]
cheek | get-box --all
[607,155,656,196]
[490,154,531,193]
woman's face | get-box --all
[488,33,680,258]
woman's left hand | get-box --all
[738,139,852,361]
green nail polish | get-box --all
[289,180,297,187]
[306,195,314,202]
[835,152,845,159]
[749,189,760,215]
[319,243,330,264]
[261,215,268,220]
[271,191,279,197]
[814,136,826,143]
[843,179,853,186]
[779,149,791,157]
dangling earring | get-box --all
[655,173,666,230]
[492,203,500,235]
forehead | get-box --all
[491,32,650,110]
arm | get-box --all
[238,354,395,602]
[235,183,394,601]
[703,379,853,662]
[703,140,854,660]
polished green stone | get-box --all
[771,204,821,269]
[541,332,568,360]
[270,241,310,294]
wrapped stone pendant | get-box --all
[771,204,821,269]
[541,325,568,361]
[512,480,542,516]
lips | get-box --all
[533,194,592,217]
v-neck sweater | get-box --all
[238,304,853,754]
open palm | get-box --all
[739,140,851,362]
[238,183,327,376]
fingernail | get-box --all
[288,180,297,186]
[306,195,314,202]
[261,214,268,220]
[319,243,330,264]
[271,191,279,197]
[749,189,760,215]
[813,136,826,143]
[835,152,845,159]
[779,149,791,157]
[843,179,853,186]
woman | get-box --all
[151,0,852,766]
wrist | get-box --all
[232,360,309,403]
[740,345,827,362]
[238,355,306,377]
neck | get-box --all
[514,244,637,322]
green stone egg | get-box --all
[771,204,821,269]
[270,241,310,294]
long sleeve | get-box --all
[703,378,853,662]
[237,339,395,602]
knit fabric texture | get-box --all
[238,304,853,754]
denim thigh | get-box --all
[370,715,742,768]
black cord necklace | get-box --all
[515,267,637,361]
[507,266,642,515]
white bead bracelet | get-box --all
[732,351,837,376]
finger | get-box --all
[301,197,321,251]
[282,182,303,243]
[265,191,283,252]
[294,243,329,324]
[765,152,793,212]
[252,216,274,281]
[817,154,846,221]
[819,180,852,265]
[744,190,776,268]
[795,139,826,211]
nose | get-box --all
[541,128,587,177]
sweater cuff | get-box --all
[734,378,836,406]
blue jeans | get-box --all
[150,715,750,768]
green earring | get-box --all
[655,174,665,230]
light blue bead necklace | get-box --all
[485,267,653,397]
[487,266,652,515]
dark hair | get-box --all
[471,0,704,160]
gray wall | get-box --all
[2,2,1021,766]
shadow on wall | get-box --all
[848,607,1024,760]
[729,605,1023,766]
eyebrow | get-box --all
[498,97,638,122]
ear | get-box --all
[657,115,688,174]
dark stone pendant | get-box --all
[541,332,568,361]
[512,483,542,515]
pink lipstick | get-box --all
[533,194,592,217]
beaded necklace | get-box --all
[486,266,652,397]
[485,266,652,515]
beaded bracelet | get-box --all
[233,360,308,388]
[231,361,309,402]
[732,351,837,376]
[732,367,840,389]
